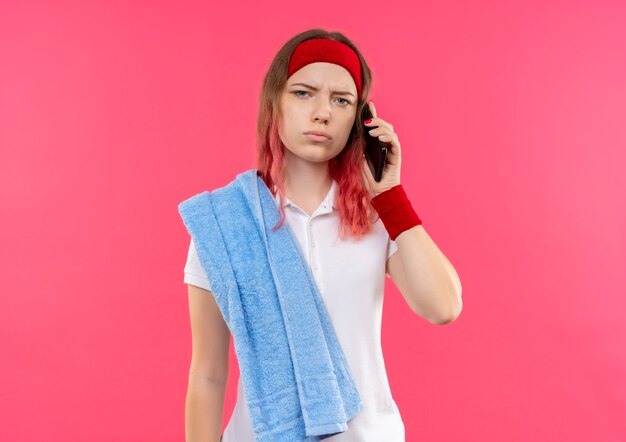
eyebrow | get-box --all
[289,82,356,98]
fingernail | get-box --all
[364,118,372,124]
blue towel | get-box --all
[178,169,363,441]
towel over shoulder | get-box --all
[178,169,363,441]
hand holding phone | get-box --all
[362,102,389,182]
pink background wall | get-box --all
[1,1,624,440]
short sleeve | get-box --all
[183,238,212,291]
[385,236,399,277]
[387,237,398,260]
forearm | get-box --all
[185,374,227,442]
[396,225,462,322]
[371,183,462,324]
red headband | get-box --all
[287,38,363,100]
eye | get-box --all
[293,90,351,106]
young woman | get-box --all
[182,28,462,442]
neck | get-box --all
[282,151,333,210]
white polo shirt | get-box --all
[183,178,404,441]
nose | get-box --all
[312,98,331,124]
[314,114,329,124]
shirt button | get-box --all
[312,241,317,248]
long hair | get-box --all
[256,28,378,241]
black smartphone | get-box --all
[362,103,388,182]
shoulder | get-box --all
[178,169,255,216]
[178,190,211,220]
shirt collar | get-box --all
[272,179,338,211]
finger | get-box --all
[368,126,397,144]
[369,100,377,119]
[365,118,393,134]
[364,118,393,133]
[363,102,392,131]
[387,134,401,152]
[381,132,399,145]
[365,120,393,133]
[374,133,400,156]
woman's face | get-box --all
[278,62,358,165]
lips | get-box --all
[303,130,332,139]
